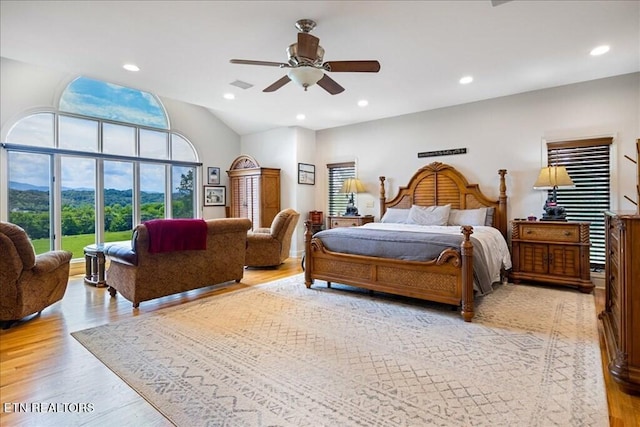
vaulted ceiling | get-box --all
[1,1,638,135]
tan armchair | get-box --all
[245,208,300,268]
[0,222,72,327]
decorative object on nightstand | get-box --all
[533,165,575,221]
[510,220,593,293]
[328,215,374,229]
[340,178,365,216]
[308,210,324,234]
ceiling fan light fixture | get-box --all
[287,67,324,91]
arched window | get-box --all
[3,77,201,258]
[59,76,169,129]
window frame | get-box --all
[3,107,201,256]
[327,161,357,217]
[544,137,613,268]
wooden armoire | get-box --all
[227,155,280,229]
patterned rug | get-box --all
[72,275,608,426]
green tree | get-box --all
[178,170,193,197]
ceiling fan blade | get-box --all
[317,74,345,95]
[263,75,291,92]
[230,59,289,68]
[297,32,320,60]
[323,60,381,73]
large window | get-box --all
[327,162,356,216]
[3,77,200,259]
[546,137,612,267]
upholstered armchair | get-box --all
[245,208,300,268]
[0,222,72,326]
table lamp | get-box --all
[533,165,575,221]
[340,178,365,216]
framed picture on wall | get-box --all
[204,185,226,206]
[298,163,315,185]
[207,167,221,185]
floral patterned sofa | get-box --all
[105,218,251,308]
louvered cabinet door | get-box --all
[248,175,259,228]
[230,176,247,219]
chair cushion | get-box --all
[0,222,36,269]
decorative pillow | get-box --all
[408,204,451,226]
[380,208,410,223]
[485,207,495,226]
[448,207,488,226]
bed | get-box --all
[303,162,509,322]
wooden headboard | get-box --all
[379,162,508,238]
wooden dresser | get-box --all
[510,220,593,293]
[227,155,280,229]
[599,211,640,394]
[328,215,374,229]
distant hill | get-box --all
[9,181,49,192]
[8,183,164,211]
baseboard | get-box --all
[591,271,605,289]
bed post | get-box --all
[303,220,313,288]
[497,169,508,238]
[460,225,474,322]
[379,176,386,219]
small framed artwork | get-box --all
[298,163,315,185]
[204,185,226,206]
[207,167,221,185]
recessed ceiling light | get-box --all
[122,63,140,72]
[459,76,473,85]
[223,93,235,100]
[357,100,369,107]
[590,45,610,56]
[296,114,306,121]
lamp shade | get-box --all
[533,166,575,189]
[287,67,324,90]
[340,178,366,194]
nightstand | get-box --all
[328,215,374,229]
[510,220,593,293]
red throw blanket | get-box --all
[143,219,207,254]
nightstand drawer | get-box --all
[518,223,580,243]
[328,215,374,228]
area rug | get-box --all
[72,275,608,426]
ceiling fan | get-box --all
[230,19,381,95]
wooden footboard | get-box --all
[304,221,475,321]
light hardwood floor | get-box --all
[1,258,638,426]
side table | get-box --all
[83,243,108,287]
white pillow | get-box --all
[380,208,410,223]
[448,207,488,226]
[408,204,451,226]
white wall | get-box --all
[161,97,240,219]
[312,73,639,221]
[241,126,317,255]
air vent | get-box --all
[230,80,253,90]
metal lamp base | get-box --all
[541,204,567,221]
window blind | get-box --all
[547,137,612,267]
[327,162,356,216]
